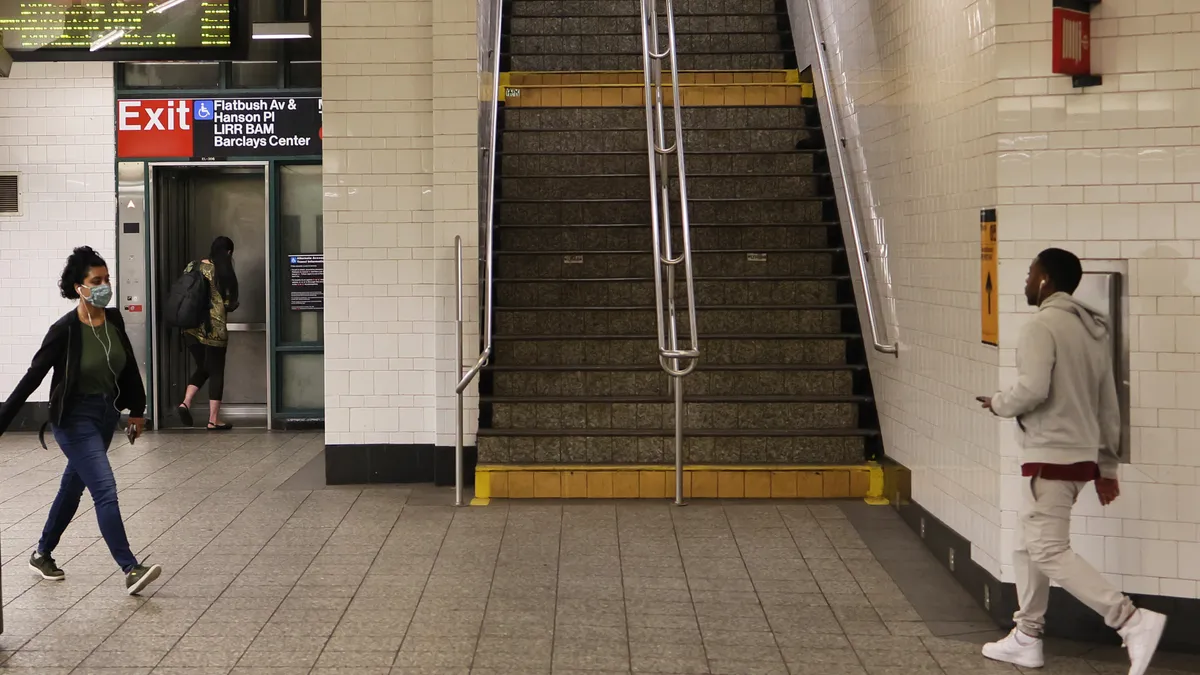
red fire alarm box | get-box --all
[1052,0,1093,76]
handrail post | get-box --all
[640,0,698,506]
[803,0,897,356]
[455,236,465,507]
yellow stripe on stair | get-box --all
[498,70,814,107]
[473,463,888,503]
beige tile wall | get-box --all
[0,62,116,398]
[323,0,480,447]
[792,0,1200,598]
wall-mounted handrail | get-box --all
[803,0,897,356]
[639,0,699,506]
[454,0,504,506]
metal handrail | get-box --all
[639,0,699,506]
[804,0,897,356]
[453,0,504,506]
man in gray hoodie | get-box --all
[979,248,1166,675]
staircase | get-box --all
[476,0,881,478]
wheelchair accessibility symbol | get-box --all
[194,100,214,121]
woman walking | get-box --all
[0,246,163,595]
[177,236,239,430]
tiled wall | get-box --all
[790,0,1200,598]
[322,0,480,447]
[994,0,1200,599]
[0,62,116,400]
[788,0,1007,572]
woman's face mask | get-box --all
[80,283,113,308]
[78,266,113,309]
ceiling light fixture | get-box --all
[252,21,312,39]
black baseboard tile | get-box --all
[325,443,478,487]
[892,482,1200,654]
[0,401,50,432]
[274,417,324,431]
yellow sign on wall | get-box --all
[981,208,998,346]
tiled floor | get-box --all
[0,430,1194,675]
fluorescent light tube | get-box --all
[90,29,125,51]
[148,0,188,14]
[252,21,312,39]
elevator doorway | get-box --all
[150,164,270,429]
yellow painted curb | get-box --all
[474,463,886,501]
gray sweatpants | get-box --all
[1013,476,1135,637]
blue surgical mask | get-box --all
[83,283,113,308]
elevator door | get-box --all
[152,166,269,428]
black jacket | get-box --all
[0,308,147,436]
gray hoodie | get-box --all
[990,292,1121,478]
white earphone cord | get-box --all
[89,320,122,416]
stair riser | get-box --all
[478,434,864,464]
[498,200,826,225]
[496,280,838,307]
[502,175,818,200]
[493,369,854,397]
[500,152,818,177]
[506,107,812,132]
[495,309,843,335]
[510,33,782,55]
[492,401,858,431]
[495,338,850,366]
[503,129,810,154]
[499,225,830,252]
[511,54,788,71]
[510,15,783,35]
[496,252,835,279]
[512,0,782,17]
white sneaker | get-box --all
[982,628,1045,668]
[1117,608,1167,675]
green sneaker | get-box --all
[125,563,162,595]
[29,552,64,580]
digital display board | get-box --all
[0,0,245,60]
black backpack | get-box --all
[163,263,211,329]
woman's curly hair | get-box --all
[59,246,108,300]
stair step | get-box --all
[500,152,819,176]
[494,250,840,278]
[496,278,842,307]
[502,129,816,154]
[496,224,838,255]
[492,335,857,366]
[488,398,863,431]
[511,0,783,17]
[495,306,850,336]
[489,366,859,397]
[476,431,868,465]
[502,77,803,106]
[509,16,784,35]
[501,174,820,200]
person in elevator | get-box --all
[978,248,1165,675]
[0,246,163,595]
[177,236,239,431]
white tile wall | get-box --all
[0,62,116,401]
[791,0,1200,598]
[322,0,480,447]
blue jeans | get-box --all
[37,395,138,572]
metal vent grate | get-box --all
[0,174,18,215]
